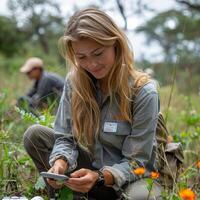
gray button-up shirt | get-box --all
[27,71,64,107]
[50,77,159,189]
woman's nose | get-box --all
[87,58,98,69]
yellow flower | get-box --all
[132,167,145,176]
[179,188,196,200]
[150,171,160,179]
[197,161,200,169]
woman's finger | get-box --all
[47,179,63,189]
[70,168,88,178]
[64,183,90,193]
[67,176,92,186]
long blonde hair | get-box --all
[59,8,148,150]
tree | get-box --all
[176,0,200,11]
[136,9,200,64]
[7,0,65,54]
[0,16,24,57]
[135,1,200,91]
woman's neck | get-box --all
[99,77,108,95]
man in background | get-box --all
[17,57,64,112]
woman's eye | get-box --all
[94,51,103,56]
[78,56,85,60]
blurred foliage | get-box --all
[136,0,200,92]
[0,88,73,198]
[7,0,65,54]
[0,16,25,57]
[136,10,200,62]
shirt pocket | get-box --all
[101,121,131,149]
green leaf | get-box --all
[145,178,154,191]
[59,187,73,200]
[34,176,46,190]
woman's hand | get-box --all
[47,158,68,189]
[64,168,99,193]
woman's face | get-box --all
[71,38,115,80]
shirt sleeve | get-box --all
[49,79,78,172]
[102,83,159,189]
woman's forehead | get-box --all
[71,38,103,55]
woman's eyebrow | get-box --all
[75,47,103,55]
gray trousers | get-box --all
[23,124,162,200]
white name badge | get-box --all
[103,122,118,133]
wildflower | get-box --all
[197,161,200,169]
[167,135,173,143]
[132,167,145,176]
[150,171,160,179]
[179,188,196,200]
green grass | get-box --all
[159,85,200,132]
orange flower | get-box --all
[132,167,145,176]
[197,161,200,169]
[150,171,160,179]
[179,188,196,200]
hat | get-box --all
[20,57,44,73]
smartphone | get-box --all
[40,172,69,181]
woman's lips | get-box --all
[91,67,103,73]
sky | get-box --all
[0,0,176,62]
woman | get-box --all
[24,8,162,199]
